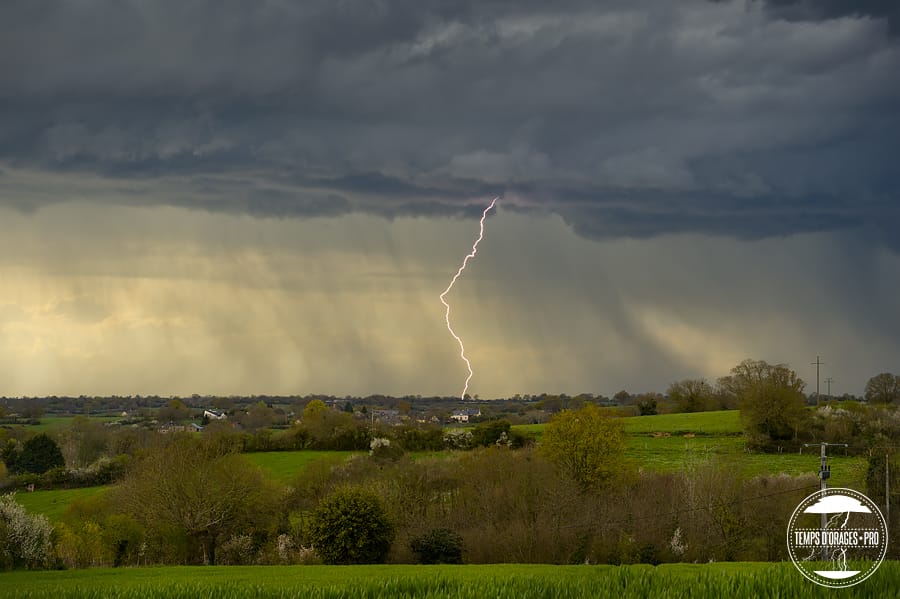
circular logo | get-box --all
[787,487,888,588]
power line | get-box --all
[811,355,824,407]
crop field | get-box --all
[2,562,897,598]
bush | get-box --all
[369,438,404,461]
[392,426,444,452]
[410,528,464,564]
[308,487,394,564]
[0,493,56,570]
[471,420,511,447]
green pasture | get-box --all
[13,486,108,522]
[513,409,743,439]
[245,450,361,482]
[626,436,865,485]
[16,416,121,432]
[621,410,741,434]
[2,562,897,598]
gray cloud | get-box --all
[0,0,898,244]
[759,0,900,35]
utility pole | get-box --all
[804,442,848,561]
[825,377,834,400]
[811,356,824,406]
[887,454,891,528]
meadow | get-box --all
[12,410,866,524]
[2,562,897,598]
[244,450,361,482]
[19,416,121,432]
[14,486,107,522]
[522,410,866,487]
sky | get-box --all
[1,0,898,398]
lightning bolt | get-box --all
[439,197,499,401]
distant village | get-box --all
[0,393,633,433]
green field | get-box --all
[621,410,742,434]
[516,410,867,487]
[13,486,108,521]
[19,416,122,432]
[245,450,361,482]
[1,562,897,598]
[513,409,743,438]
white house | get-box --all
[450,408,481,423]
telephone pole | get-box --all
[825,377,834,400]
[811,356,824,406]
[886,454,890,527]
[804,442,848,560]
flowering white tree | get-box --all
[0,493,55,570]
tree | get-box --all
[241,401,276,431]
[110,438,280,565]
[635,393,661,416]
[58,416,110,469]
[613,390,631,404]
[539,404,627,489]
[410,528,464,564]
[303,399,329,422]
[16,434,65,475]
[471,420,511,447]
[865,373,900,404]
[308,487,394,564]
[158,399,190,422]
[667,379,714,413]
[718,359,807,447]
[0,494,55,570]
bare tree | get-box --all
[110,436,280,564]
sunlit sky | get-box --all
[2,1,899,398]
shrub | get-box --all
[471,420,511,447]
[308,487,394,564]
[217,534,255,565]
[0,493,56,570]
[410,528,464,564]
[369,438,404,461]
[392,426,444,452]
[443,429,473,450]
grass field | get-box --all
[513,409,743,439]
[621,410,742,435]
[1,562,897,598]
[513,410,866,486]
[20,416,122,432]
[13,486,108,521]
[245,450,361,482]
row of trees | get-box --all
[650,361,900,451]
[40,432,829,567]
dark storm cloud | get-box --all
[759,0,900,35]
[1,0,898,243]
